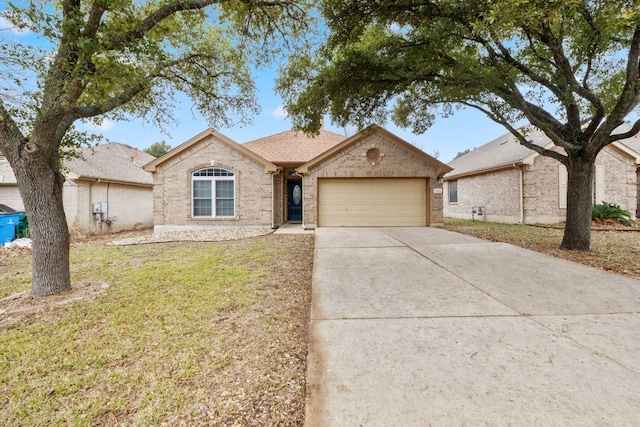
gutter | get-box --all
[444,161,526,181]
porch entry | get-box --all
[287,180,303,222]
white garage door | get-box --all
[318,178,428,227]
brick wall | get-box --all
[152,134,276,231]
[64,180,153,234]
[595,147,637,218]
[444,145,638,224]
[303,132,443,227]
[444,168,522,223]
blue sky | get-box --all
[2,8,509,164]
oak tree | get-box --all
[278,0,640,251]
[0,0,309,297]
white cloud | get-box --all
[85,119,115,132]
[268,105,288,119]
[0,15,32,36]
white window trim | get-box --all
[192,168,236,218]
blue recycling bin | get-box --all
[0,213,20,243]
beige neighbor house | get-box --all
[443,126,640,224]
[0,142,155,233]
[144,124,452,232]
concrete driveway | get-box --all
[306,227,640,426]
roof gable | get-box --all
[144,129,278,173]
[242,129,346,164]
[297,124,452,175]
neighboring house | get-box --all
[144,124,452,232]
[444,126,640,224]
[0,142,155,233]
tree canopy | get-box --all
[144,140,172,157]
[0,0,310,297]
[277,0,640,250]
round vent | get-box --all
[366,148,381,163]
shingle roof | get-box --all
[446,126,549,178]
[619,134,640,155]
[93,142,156,167]
[447,124,640,179]
[65,145,153,185]
[243,129,347,164]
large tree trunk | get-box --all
[561,157,594,251]
[15,145,71,298]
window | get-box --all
[448,180,458,203]
[192,168,235,217]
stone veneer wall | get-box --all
[302,132,443,227]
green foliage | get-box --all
[454,148,475,159]
[143,140,171,157]
[0,0,312,149]
[591,202,635,227]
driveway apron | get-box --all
[306,227,640,426]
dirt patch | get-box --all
[0,280,110,326]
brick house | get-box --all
[0,142,155,233]
[443,127,640,224]
[144,124,452,232]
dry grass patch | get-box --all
[444,219,640,280]
[0,234,313,426]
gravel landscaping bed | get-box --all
[106,227,274,245]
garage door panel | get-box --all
[318,178,427,227]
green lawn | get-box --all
[0,234,313,426]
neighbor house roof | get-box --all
[618,135,640,163]
[446,126,551,179]
[447,124,640,179]
[65,146,153,186]
[93,142,155,168]
[297,124,453,175]
[242,129,347,165]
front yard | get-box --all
[2,221,639,425]
[0,233,313,426]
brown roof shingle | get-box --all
[243,129,347,164]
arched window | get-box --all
[192,168,235,217]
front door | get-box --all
[287,180,302,222]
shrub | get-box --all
[592,202,635,226]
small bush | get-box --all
[592,202,635,226]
